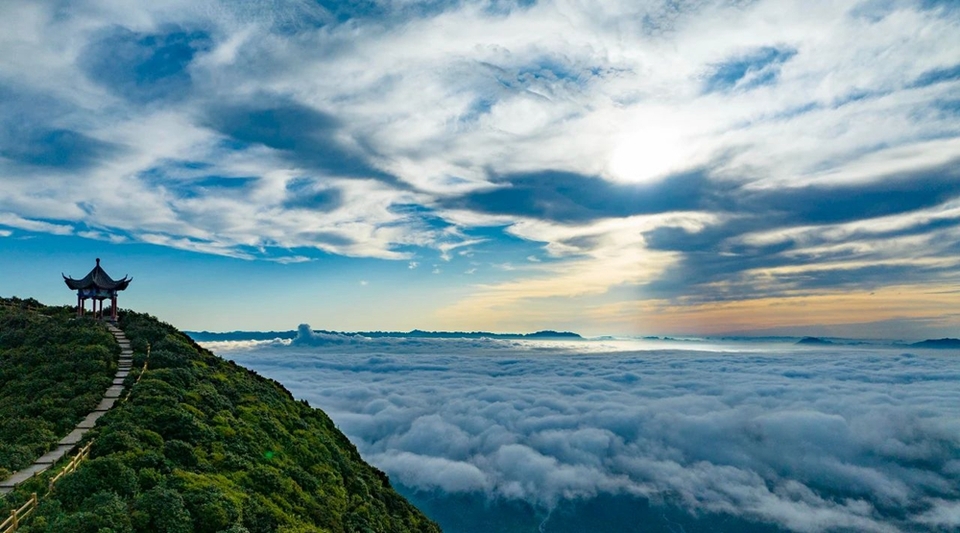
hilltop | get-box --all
[910,338,960,349]
[0,298,440,533]
[795,337,834,345]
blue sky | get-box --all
[1,0,959,337]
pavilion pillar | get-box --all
[77,294,81,317]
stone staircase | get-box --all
[0,324,134,494]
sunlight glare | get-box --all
[609,108,693,184]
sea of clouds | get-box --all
[207,327,960,532]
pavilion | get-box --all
[63,258,131,321]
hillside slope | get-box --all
[2,305,441,533]
[0,298,117,479]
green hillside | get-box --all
[0,298,117,478]
[0,301,441,533]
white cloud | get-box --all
[0,213,73,235]
[0,0,958,316]
[216,335,960,532]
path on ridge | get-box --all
[0,323,133,494]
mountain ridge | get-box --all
[0,299,441,533]
[186,328,582,342]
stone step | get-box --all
[0,325,143,495]
[59,428,89,446]
[94,397,118,412]
[77,410,108,429]
[35,444,75,465]
[0,463,51,489]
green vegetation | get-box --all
[2,303,441,533]
[0,297,117,478]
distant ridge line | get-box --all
[186,329,583,342]
[910,338,960,349]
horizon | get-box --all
[3,293,956,343]
[2,1,960,339]
[184,323,956,344]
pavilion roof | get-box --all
[63,258,132,291]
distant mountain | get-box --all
[911,338,960,349]
[186,330,297,341]
[796,337,834,345]
[188,328,582,342]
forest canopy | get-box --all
[0,299,440,533]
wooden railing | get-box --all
[0,336,150,530]
[1,493,37,533]
[47,441,93,492]
[120,344,149,405]
[1,441,93,532]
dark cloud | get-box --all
[80,25,211,104]
[204,100,401,184]
[748,170,960,225]
[0,128,118,170]
[910,63,960,88]
[135,165,259,199]
[188,176,259,190]
[0,83,119,171]
[639,161,960,300]
[442,170,719,222]
[282,177,344,211]
[446,162,960,228]
[298,231,356,247]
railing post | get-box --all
[10,509,16,531]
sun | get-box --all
[608,108,694,184]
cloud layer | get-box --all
[2,0,959,332]
[216,335,960,532]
